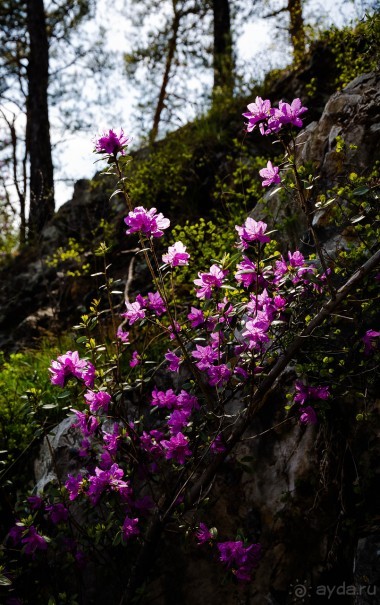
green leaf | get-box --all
[352,186,369,196]
[0,574,12,586]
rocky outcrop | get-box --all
[300,71,380,184]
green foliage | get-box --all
[320,13,380,89]
[0,203,18,262]
[0,338,72,464]
[315,163,380,275]
[46,237,90,277]
[292,164,380,420]
[125,99,248,221]
[170,215,241,290]
[127,138,189,215]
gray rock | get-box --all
[354,534,380,605]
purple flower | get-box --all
[72,409,99,436]
[130,350,141,368]
[65,474,83,501]
[217,540,261,582]
[243,97,272,132]
[8,524,24,545]
[122,516,139,541]
[103,423,120,455]
[165,350,181,372]
[161,432,192,465]
[100,449,113,468]
[194,264,227,299]
[188,306,205,328]
[146,291,166,316]
[82,362,95,388]
[176,390,200,412]
[258,112,283,136]
[235,256,259,288]
[27,495,44,510]
[195,522,213,545]
[210,330,224,349]
[21,526,48,556]
[278,98,307,128]
[84,390,111,414]
[259,161,281,187]
[117,326,130,343]
[78,437,91,457]
[234,366,248,380]
[168,409,191,435]
[124,206,170,238]
[246,289,286,321]
[274,251,311,284]
[87,469,109,504]
[362,329,380,355]
[168,320,182,339]
[49,351,95,388]
[122,300,146,325]
[294,381,330,405]
[207,364,231,387]
[191,344,218,370]
[235,218,271,249]
[210,433,226,454]
[94,128,131,155]
[242,313,270,350]
[88,464,131,505]
[46,503,69,525]
[140,430,164,456]
[299,406,318,425]
[151,387,178,409]
[162,241,190,267]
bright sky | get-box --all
[53,0,360,208]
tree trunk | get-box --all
[26,0,54,240]
[150,1,180,143]
[212,0,234,102]
[288,0,305,64]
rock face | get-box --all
[300,72,380,184]
[34,416,81,493]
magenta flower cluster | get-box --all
[244,96,308,186]
[243,96,307,135]
[293,380,330,425]
[124,206,170,238]
[235,217,271,249]
[162,241,190,267]
[17,103,373,599]
[94,128,131,155]
[362,329,380,355]
[195,523,261,583]
[49,351,95,388]
[218,540,262,582]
